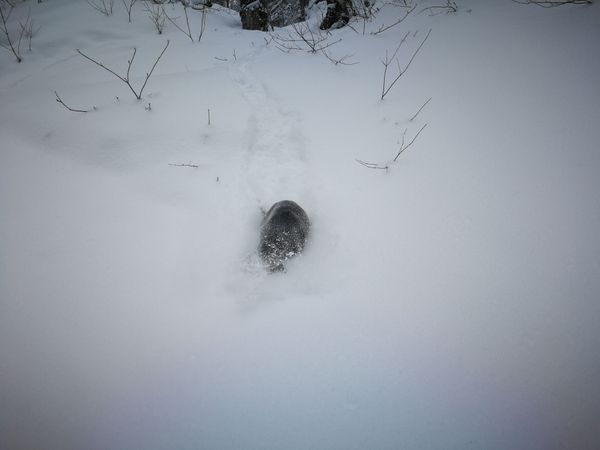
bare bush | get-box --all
[420,0,458,15]
[121,0,138,23]
[18,7,39,52]
[87,0,114,16]
[145,2,166,34]
[380,28,431,100]
[76,40,170,100]
[371,4,415,35]
[269,21,356,65]
[164,1,208,43]
[0,2,24,62]
[356,123,427,170]
[353,0,380,34]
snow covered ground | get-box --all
[1,0,599,449]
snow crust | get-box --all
[1,1,599,449]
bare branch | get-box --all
[0,3,22,62]
[409,97,432,122]
[270,21,350,66]
[357,123,428,170]
[87,0,114,16]
[164,4,194,42]
[18,7,39,52]
[54,91,94,113]
[322,49,358,66]
[393,123,427,162]
[381,29,431,100]
[121,0,138,23]
[371,5,415,36]
[76,40,169,100]
[420,1,458,16]
[144,2,166,34]
[169,162,199,168]
[138,39,169,99]
[198,5,207,42]
[512,0,591,6]
[355,159,389,170]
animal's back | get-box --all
[259,200,310,272]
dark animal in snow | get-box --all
[259,200,310,272]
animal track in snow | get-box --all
[230,62,309,206]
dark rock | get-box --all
[240,0,270,31]
[320,0,353,30]
[240,0,309,31]
[270,0,308,28]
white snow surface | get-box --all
[1,1,599,449]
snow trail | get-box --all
[229,59,310,208]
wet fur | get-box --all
[259,200,310,272]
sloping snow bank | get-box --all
[1,1,599,449]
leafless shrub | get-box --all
[121,0,138,23]
[0,2,24,62]
[18,7,39,52]
[196,4,208,41]
[272,22,341,53]
[380,28,431,100]
[269,21,356,65]
[164,1,208,43]
[512,0,591,6]
[321,48,358,66]
[76,40,170,100]
[353,0,380,35]
[87,0,114,16]
[371,4,415,35]
[420,0,457,15]
[145,2,166,34]
[356,123,427,170]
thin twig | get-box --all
[198,5,207,42]
[322,49,358,66]
[371,5,415,35]
[381,29,431,100]
[357,123,428,170]
[169,162,199,168]
[54,91,93,113]
[393,123,427,162]
[18,7,39,52]
[121,0,138,23]
[87,0,114,16]
[76,40,169,100]
[0,4,22,62]
[355,159,389,170]
[512,0,591,6]
[164,4,194,42]
[138,39,169,99]
[410,97,432,121]
[380,31,410,100]
[420,1,458,15]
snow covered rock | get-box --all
[240,0,308,30]
[320,0,353,30]
[240,0,270,31]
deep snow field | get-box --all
[1,0,599,449]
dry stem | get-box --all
[76,40,170,100]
